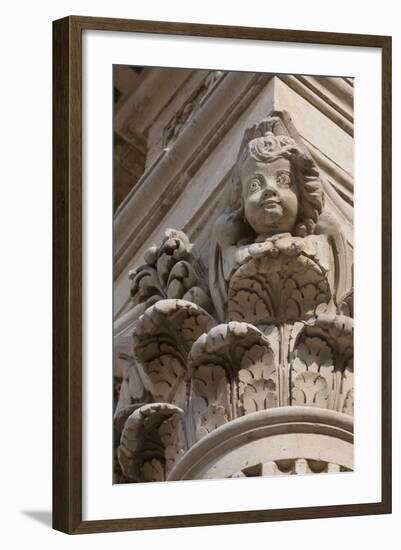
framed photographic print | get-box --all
[53,16,392,534]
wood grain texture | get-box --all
[68,15,388,47]
[381,36,392,513]
[52,16,82,534]
[52,15,392,534]
[74,502,389,534]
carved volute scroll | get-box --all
[114,109,354,482]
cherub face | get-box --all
[241,157,298,237]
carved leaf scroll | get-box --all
[290,314,353,414]
[159,412,188,475]
[291,337,333,407]
[188,322,275,441]
[133,299,216,407]
[130,228,214,315]
[191,364,230,442]
[228,245,331,327]
[238,344,278,413]
[118,403,184,482]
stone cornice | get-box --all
[278,75,353,136]
[115,68,194,138]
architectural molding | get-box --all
[167,407,353,480]
[278,75,353,136]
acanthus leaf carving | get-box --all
[290,314,353,413]
[130,228,214,315]
[133,299,217,408]
[117,402,184,483]
[227,235,332,326]
[158,412,188,475]
[238,343,278,413]
[188,322,276,441]
[115,109,354,481]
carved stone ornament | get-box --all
[163,71,225,149]
[114,110,353,483]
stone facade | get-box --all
[113,68,353,483]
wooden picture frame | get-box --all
[53,15,392,534]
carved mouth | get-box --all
[262,199,280,208]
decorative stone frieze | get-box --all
[163,70,225,149]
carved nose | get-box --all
[263,180,278,196]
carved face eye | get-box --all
[276,172,291,188]
[248,180,261,193]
